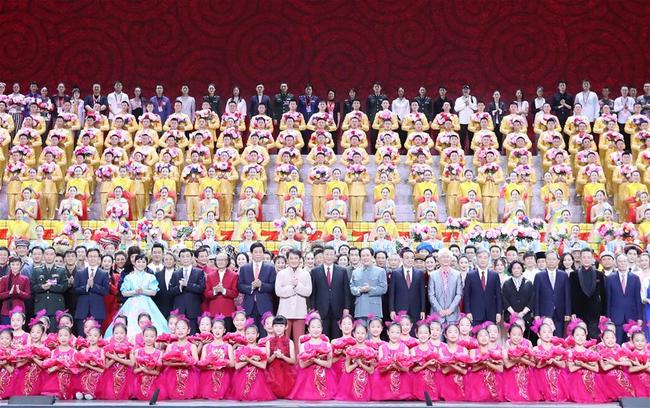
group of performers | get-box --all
[1,306,650,402]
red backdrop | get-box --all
[1,0,648,100]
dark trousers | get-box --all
[250,304,267,337]
[459,124,470,154]
[187,318,199,334]
[224,317,235,333]
[0,316,10,325]
[615,324,627,344]
[75,318,104,337]
[47,315,58,333]
[553,317,565,337]
[322,307,342,339]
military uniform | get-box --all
[30,263,69,332]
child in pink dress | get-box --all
[366,316,384,350]
[335,321,376,401]
[503,323,538,401]
[457,315,478,351]
[98,322,133,400]
[41,327,77,400]
[398,314,418,348]
[597,329,635,400]
[132,325,163,401]
[74,325,105,400]
[198,316,234,400]
[566,323,607,403]
[133,312,152,347]
[628,329,650,397]
[466,325,503,402]
[437,324,468,401]
[10,307,29,348]
[228,321,275,401]
[223,309,247,350]
[532,322,569,401]
[265,315,296,398]
[331,313,354,379]
[410,319,440,401]
[13,320,49,396]
[191,312,214,356]
[161,317,199,400]
[288,312,337,400]
[371,322,413,401]
[0,327,16,399]
[257,312,275,348]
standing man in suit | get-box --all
[204,252,239,332]
[249,83,272,118]
[169,248,206,333]
[72,248,109,336]
[350,248,387,319]
[428,248,463,324]
[464,249,502,324]
[534,251,571,336]
[297,83,319,123]
[570,248,606,339]
[310,246,352,338]
[606,254,643,343]
[154,251,175,319]
[273,83,294,126]
[389,249,425,323]
[237,242,276,336]
[30,247,69,332]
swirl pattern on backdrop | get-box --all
[0,0,646,97]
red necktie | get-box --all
[326,266,332,287]
[481,271,486,290]
[406,270,411,288]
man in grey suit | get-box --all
[350,248,387,319]
[428,248,463,324]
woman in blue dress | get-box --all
[104,254,169,340]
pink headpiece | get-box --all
[261,311,274,323]
[598,316,611,333]
[9,306,24,316]
[29,309,48,328]
[55,309,71,323]
[337,311,353,326]
[623,320,644,336]
[169,309,181,318]
[212,314,226,322]
[567,317,585,334]
[503,314,520,330]
[305,310,321,325]
[231,307,246,319]
[244,318,256,329]
[530,316,544,334]
[471,321,492,334]
[197,311,212,323]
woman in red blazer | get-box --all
[203,252,239,331]
[0,257,31,324]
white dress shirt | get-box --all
[107,91,129,120]
[614,96,635,124]
[163,268,174,290]
[176,95,196,121]
[226,97,247,116]
[523,268,538,283]
[454,95,477,124]
[391,98,410,121]
[641,276,650,305]
[547,269,557,290]
[575,91,599,122]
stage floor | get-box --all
[0,400,620,408]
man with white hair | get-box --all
[428,248,463,324]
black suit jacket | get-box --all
[501,277,534,323]
[310,264,352,320]
[249,95,272,117]
[169,267,206,318]
[72,267,109,320]
[389,267,426,319]
[569,267,606,323]
[463,269,502,322]
[154,269,175,318]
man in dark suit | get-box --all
[30,247,69,332]
[464,249,502,324]
[72,248,109,336]
[153,260,175,319]
[249,83,272,117]
[83,82,109,114]
[570,248,606,339]
[534,251,571,336]
[606,254,643,343]
[204,252,239,332]
[297,83,319,122]
[310,246,352,338]
[389,249,426,325]
[237,242,276,336]
[169,248,206,333]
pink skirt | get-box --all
[40,370,75,400]
[531,366,569,402]
[198,368,231,400]
[72,369,102,398]
[629,371,650,397]
[12,364,44,396]
[160,366,199,400]
[436,371,466,401]
[334,368,372,401]
[98,363,132,400]
[132,371,164,401]
[598,368,635,401]
[288,365,337,400]
[567,369,608,403]
[228,366,275,401]
[502,364,539,401]
[371,369,413,401]
[410,368,439,401]
[465,369,503,402]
